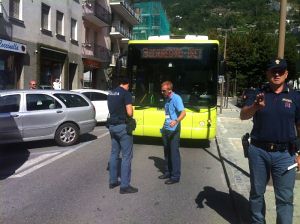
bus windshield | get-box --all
[127,43,219,109]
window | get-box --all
[26,94,62,111]
[54,93,89,108]
[56,11,64,35]
[41,3,50,30]
[9,0,22,20]
[83,92,107,101]
[71,18,77,40]
[0,94,20,113]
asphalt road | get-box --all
[0,125,237,224]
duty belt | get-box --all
[250,139,289,152]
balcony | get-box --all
[110,52,127,67]
[110,0,140,25]
[110,24,132,40]
[82,43,111,62]
[82,0,111,27]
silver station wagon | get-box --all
[0,90,96,146]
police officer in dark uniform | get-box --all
[240,58,300,224]
[107,76,138,194]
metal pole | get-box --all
[223,31,229,108]
[223,31,227,60]
[220,80,224,114]
[278,0,287,58]
[225,73,230,108]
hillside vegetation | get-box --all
[157,0,300,92]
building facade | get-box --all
[0,0,83,90]
[82,0,111,90]
[0,0,140,90]
[109,0,140,82]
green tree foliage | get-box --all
[159,0,300,92]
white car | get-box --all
[72,89,109,122]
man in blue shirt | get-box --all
[240,58,300,223]
[107,76,138,194]
[159,81,186,184]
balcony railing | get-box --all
[82,0,111,26]
[111,23,133,39]
[82,43,111,62]
[110,0,141,24]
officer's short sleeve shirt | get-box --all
[245,84,300,142]
[107,86,132,123]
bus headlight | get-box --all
[207,119,211,127]
[199,121,205,127]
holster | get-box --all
[241,133,250,158]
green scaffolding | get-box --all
[133,1,170,40]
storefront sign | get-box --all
[0,39,27,54]
[83,58,101,69]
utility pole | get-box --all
[278,0,287,58]
[223,30,229,109]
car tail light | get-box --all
[92,104,96,115]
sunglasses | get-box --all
[161,89,168,93]
[270,70,285,76]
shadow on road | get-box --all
[0,143,30,180]
[148,156,165,174]
[80,133,98,143]
[0,134,97,180]
[134,136,211,149]
[195,186,250,224]
[202,147,250,178]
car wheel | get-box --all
[55,123,79,146]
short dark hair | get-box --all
[118,76,130,85]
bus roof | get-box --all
[129,39,219,45]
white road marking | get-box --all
[97,132,110,139]
[93,127,108,131]
[10,132,109,178]
[14,152,60,173]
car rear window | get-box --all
[0,94,21,113]
[54,93,89,108]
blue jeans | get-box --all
[109,124,133,188]
[161,129,181,181]
[248,144,296,224]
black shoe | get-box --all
[109,181,120,189]
[120,185,138,194]
[158,174,170,179]
[165,179,179,185]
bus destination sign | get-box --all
[142,47,202,59]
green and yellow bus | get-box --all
[126,35,219,139]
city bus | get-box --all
[126,35,219,139]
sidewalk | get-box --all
[217,97,300,224]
